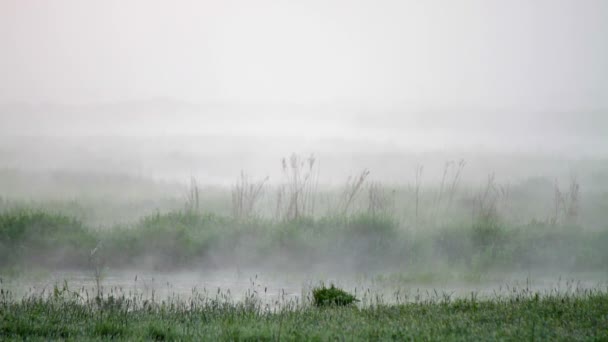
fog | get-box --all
[2,1,607,182]
[2,0,607,106]
[1,1,608,300]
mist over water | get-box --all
[1,0,608,303]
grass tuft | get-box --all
[312,284,359,306]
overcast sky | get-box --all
[1,0,607,110]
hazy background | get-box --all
[2,1,608,297]
[1,0,607,184]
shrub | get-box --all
[312,284,358,307]
[0,210,95,268]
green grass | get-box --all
[0,287,607,341]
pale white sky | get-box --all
[1,0,607,110]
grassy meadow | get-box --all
[1,285,607,341]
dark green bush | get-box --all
[0,210,89,243]
[0,210,95,268]
[312,284,358,307]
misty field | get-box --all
[4,0,608,339]
[1,158,608,340]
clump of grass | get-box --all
[93,321,125,339]
[147,323,178,341]
[184,176,201,214]
[312,284,358,306]
[231,171,268,220]
[277,153,319,221]
[552,176,581,226]
[367,182,395,218]
[338,169,370,216]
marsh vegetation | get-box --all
[1,155,607,340]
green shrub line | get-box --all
[1,208,608,273]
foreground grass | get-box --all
[1,288,607,341]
